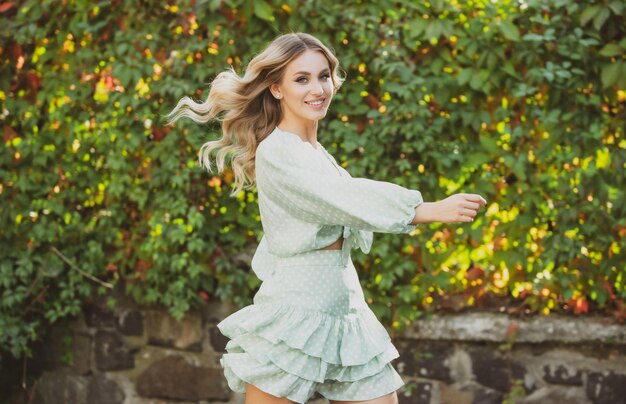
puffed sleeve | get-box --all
[255,136,424,234]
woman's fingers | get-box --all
[460,208,477,219]
[466,194,487,206]
[464,201,481,211]
[460,193,487,206]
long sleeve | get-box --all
[255,134,424,234]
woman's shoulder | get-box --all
[256,127,308,162]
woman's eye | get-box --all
[296,74,330,83]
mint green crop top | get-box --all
[250,126,424,280]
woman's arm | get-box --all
[256,139,423,234]
[411,194,487,224]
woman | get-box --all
[166,32,486,404]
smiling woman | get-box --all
[163,33,346,199]
[164,32,485,404]
[268,52,334,132]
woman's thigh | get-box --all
[245,384,297,404]
[329,391,399,404]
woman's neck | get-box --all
[277,119,318,145]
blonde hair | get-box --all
[163,32,346,196]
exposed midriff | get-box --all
[320,237,343,250]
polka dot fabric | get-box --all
[253,127,424,263]
[218,250,405,403]
[216,127,425,403]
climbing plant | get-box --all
[1,0,625,359]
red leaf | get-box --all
[568,297,588,315]
[0,3,15,13]
[466,266,485,280]
[366,94,380,109]
[3,124,17,142]
[601,279,616,300]
[7,43,22,61]
[613,300,626,322]
[151,126,170,141]
[198,291,209,302]
[25,71,41,92]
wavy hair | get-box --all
[163,32,346,196]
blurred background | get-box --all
[1,0,625,403]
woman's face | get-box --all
[270,49,334,124]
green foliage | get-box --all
[1,0,625,358]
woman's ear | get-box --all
[269,84,282,99]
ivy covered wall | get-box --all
[1,0,625,360]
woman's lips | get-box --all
[305,98,326,109]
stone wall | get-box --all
[6,296,625,404]
[395,313,626,404]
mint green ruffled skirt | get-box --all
[217,249,405,403]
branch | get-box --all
[49,246,114,289]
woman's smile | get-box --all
[304,97,327,109]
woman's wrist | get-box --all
[411,202,438,224]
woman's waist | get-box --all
[273,247,348,268]
[254,258,365,315]
[320,236,343,251]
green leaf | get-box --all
[619,64,626,89]
[425,20,443,39]
[601,61,623,88]
[253,0,274,21]
[502,61,519,78]
[522,33,544,42]
[479,135,499,154]
[457,68,474,85]
[430,58,444,75]
[117,43,128,55]
[608,1,624,14]
[580,5,600,26]
[499,20,520,42]
[593,8,611,31]
[409,19,426,38]
[598,43,623,57]
[466,152,492,167]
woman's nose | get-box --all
[310,80,324,94]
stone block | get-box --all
[145,310,203,351]
[208,320,229,352]
[94,330,135,371]
[31,328,92,374]
[117,309,143,336]
[543,364,583,386]
[460,383,503,404]
[439,383,474,404]
[447,348,473,383]
[469,348,532,393]
[406,313,626,345]
[586,371,626,404]
[83,302,117,328]
[520,386,590,404]
[71,331,92,375]
[135,355,229,401]
[398,340,453,382]
[86,374,125,404]
[34,371,88,404]
[398,381,433,404]
[471,387,502,404]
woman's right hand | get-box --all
[413,193,487,224]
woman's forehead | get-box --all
[286,50,330,75]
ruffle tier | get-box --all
[217,302,405,403]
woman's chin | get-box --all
[307,110,328,120]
